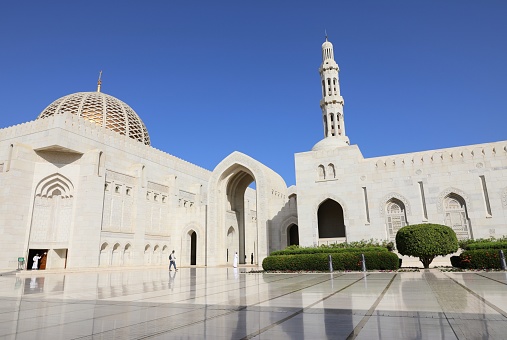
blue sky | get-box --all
[1,1,506,186]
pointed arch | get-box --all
[144,244,152,265]
[317,198,345,239]
[317,164,325,180]
[99,242,110,267]
[443,193,472,240]
[123,243,132,266]
[112,242,121,266]
[153,244,161,265]
[379,192,411,216]
[35,173,74,198]
[437,187,472,213]
[385,198,408,239]
[279,216,299,248]
[30,173,75,245]
[207,151,287,266]
[327,163,335,179]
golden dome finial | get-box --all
[97,70,103,92]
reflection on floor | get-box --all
[0,268,506,339]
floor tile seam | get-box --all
[73,305,241,340]
[0,300,83,317]
[239,274,371,340]
[474,273,507,286]
[0,304,162,336]
[344,273,397,340]
[123,273,347,306]
[445,273,507,318]
[247,273,351,307]
[0,301,154,328]
[98,274,350,340]
[9,302,216,339]
[115,274,314,306]
[423,273,473,339]
[93,273,300,302]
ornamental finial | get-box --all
[97,70,103,92]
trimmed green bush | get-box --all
[262,251,399,271]
[459,236,507,250]
[396,223,458,268]
[458,249,507,269]
[270,246,388,256]
[464,241,507,251]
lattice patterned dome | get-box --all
[37,92,150,145]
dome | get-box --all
[37,92,150,145]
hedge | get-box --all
[270,246,388,256]
[464,242,507,251]
[262,251,399,271]
[454,249,507,269]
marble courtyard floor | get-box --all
[0,268,506,339]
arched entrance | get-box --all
[207,152,288,266]
[190,231,197,265]
[318,199,345,243]
[287,224,299,246]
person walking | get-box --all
[169,250,178,271]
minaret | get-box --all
[319,37,349,146]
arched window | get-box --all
[327,164,335,179]
[318,165,326,180]
[444,194,470,239]
[386,199,407,239]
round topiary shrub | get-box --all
[395,223,458,268]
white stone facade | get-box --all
[1,38,506,270]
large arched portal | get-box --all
[225,169,256,264]
[207,152,288,266]
[318,199,346,242]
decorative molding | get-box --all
[501,187,507,208]
[379,192,411,216]
[106,170,136,186]
[437,187,472,213]
[148,181,169,193]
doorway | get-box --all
[27,249,48,270]
[190,231,197,265]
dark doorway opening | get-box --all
[288,224,299,246]
[27,249,48,270]
[318,199,346,238]
[190,231,197,265]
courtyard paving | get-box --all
[0,267,506,339]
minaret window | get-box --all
[327,78,331,95]
[333,78,337,94]
[322,80,325,97]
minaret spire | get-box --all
[97,70,103,93]
[319,37,349,145]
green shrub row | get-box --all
[452,249,507,269]
[262,251,399,271]
[463,241,507,251]
[459,237,507,250]
[270,246,388,256]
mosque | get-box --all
[1,38,506,271]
